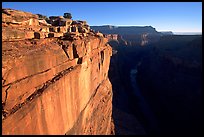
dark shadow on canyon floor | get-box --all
[108,43,156,135]
[108,35,203,135]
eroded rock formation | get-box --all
[105,34,128,46]
[91,25,162,46]
[2,8,113,135]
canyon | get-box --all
[109,34,202,135]
[137,35,202,135]
[2,8,202,135]
[91,25,165,46]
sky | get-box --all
[2,2,202,33]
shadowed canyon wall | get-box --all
[137,35,202,135]
[107,34,202,135]
[91,25,162,46]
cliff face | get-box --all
[91,25,162,46]
[137,35,202,135]
[91,25,158,35]
[106,34,128,46]
[108,33,202,135]
[2,9,113,135]
[106,34,118,41]
[108,44,147,135]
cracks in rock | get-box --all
[100,50,105,65]
[77,57,83,64]
[62,46,70,59]
[66,80,106,134]
[60,42,70,59]
[2,77,6,85]
[2,40,78,88]
[2,68,12,87]
[2,66,74,120]
[2,85,11,120]
[98,63,100,70]
[58,40,70,60]
[3,85,10,104]
[72,44,79,58]
[2,68,51,88]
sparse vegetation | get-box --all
[36,14,48,20]
[63,12,72,19]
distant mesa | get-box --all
[91,25,158,35]
[159,31,174,35]
[91,25,164,46]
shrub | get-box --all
[63,13,72,19]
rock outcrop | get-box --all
[105,34,128,46]
[105,34,119,41]
[2,8,93,41]
[2,8,113,135]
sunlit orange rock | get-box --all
[2,8,113,135]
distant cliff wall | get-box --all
[91,25,162,46]
[137,35,202,135]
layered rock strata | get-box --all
[91,25,162,46]
[2,8,113,135]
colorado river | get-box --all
[129,61,160,134]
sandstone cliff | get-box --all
[2,8,113,135]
